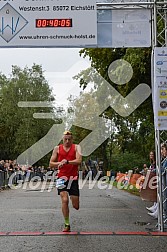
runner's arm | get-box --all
[49,146,61,169]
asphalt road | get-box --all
[0,179,166,252]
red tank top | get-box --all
[57,144,78,180]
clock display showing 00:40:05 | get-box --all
[36,19,72,28]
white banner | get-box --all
[97,9,151,48]
[154,47,167,130]
[0,0,97,47]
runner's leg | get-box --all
[70,195,79,210]
[60,191,70,223]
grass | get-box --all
[110,180,140,196]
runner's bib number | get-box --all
[56,178,65,189]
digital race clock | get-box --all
[36,19,72,28]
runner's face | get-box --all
[63,135,73,147]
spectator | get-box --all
[160,143,167,219]
[133,167,140,174]
[140,164,148,176]
[0,160,5,172]
[123,172,130,186]
[146,150,158,218]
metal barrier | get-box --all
[0,171,8,189]
[0,170,49,190]
[162,167,167,225]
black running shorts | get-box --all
[57,180,79,196]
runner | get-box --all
[49,130,82,232]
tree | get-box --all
[67,90,112,169]
[0,64,55,165]
[74,47,154,164]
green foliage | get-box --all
[67,92,110,169]
[75,47,155,160]
[112,181,140,196]
[0,64,55,166]
[111,152,148,173]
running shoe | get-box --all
[62,224,71,232]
